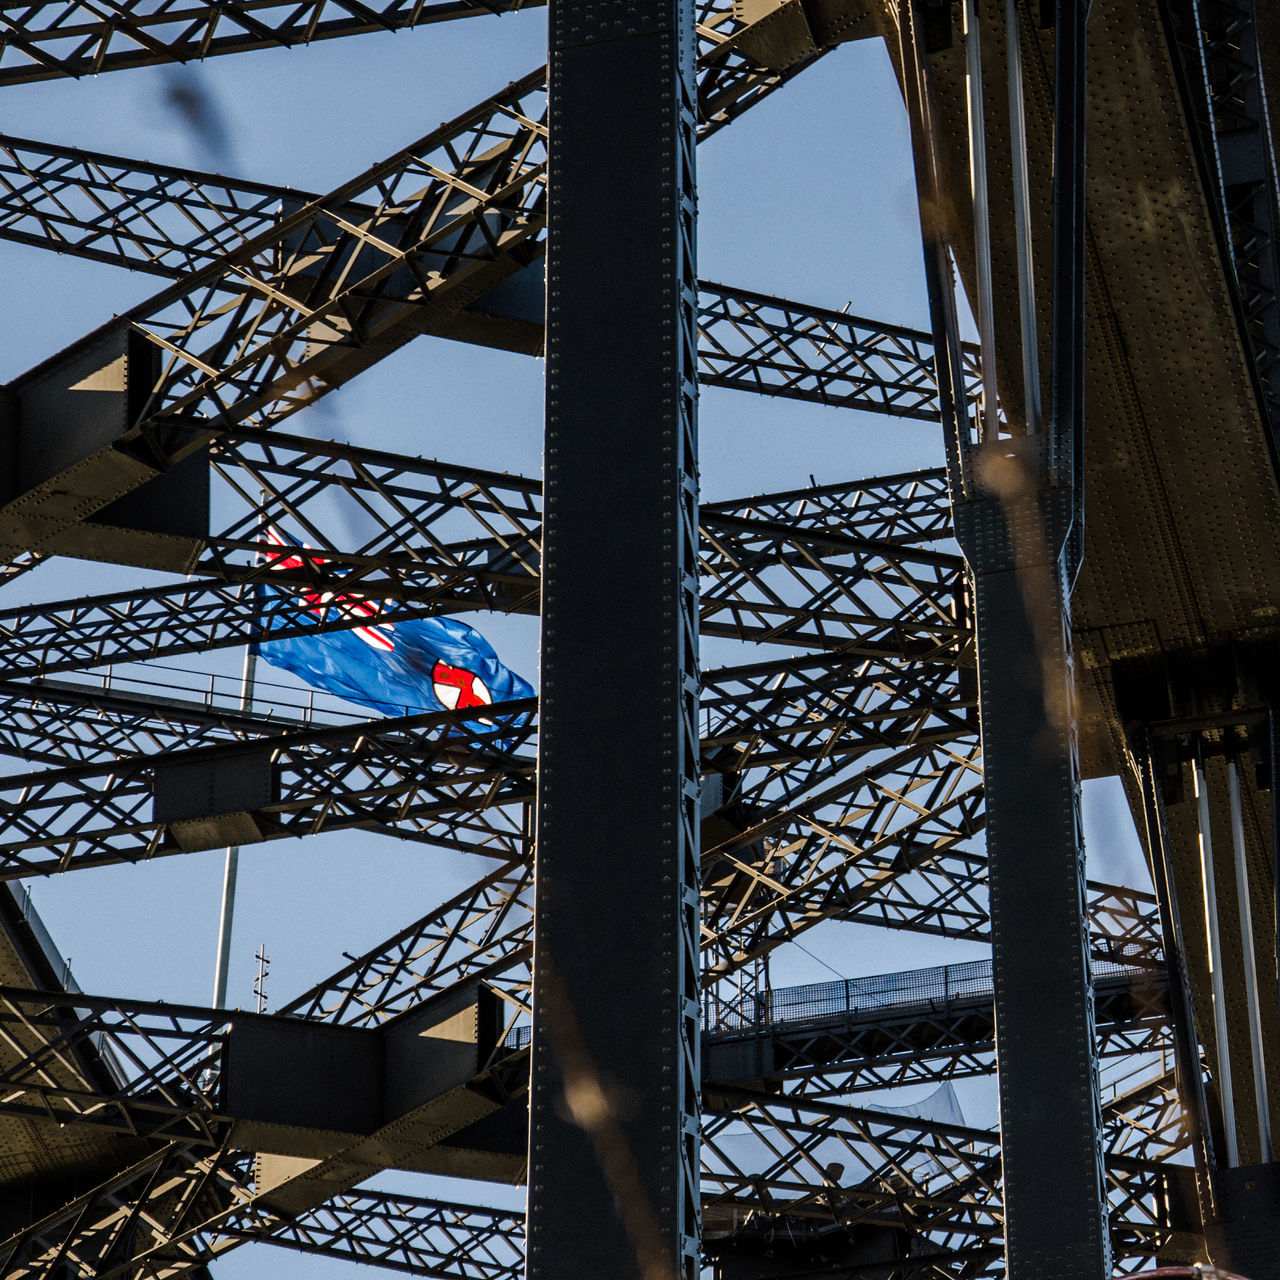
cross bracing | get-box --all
[0,666,990,974]
[0,952,1188,1278]
[0,462,960,679]
[0,0,870,128]
[0,0,1263,1274]
[0,70,552,569]
[0,134,979,421]
[0,1085,1192,1280]
[273,861,1157,1035]
[0,645,967,770]
[0,955,1168,1145]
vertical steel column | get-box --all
[1007,0,1043,436]
[528,0,700,1273]
[1273,709,1280,1044]
[902,0,1109,1273]
[963,0,999,442]
[897,1,974,499]
[212,647,257,1009]
[1052,0,1089,580]
[953,479,1109,1280]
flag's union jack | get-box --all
[252,528,533,742]
[263,527,395,651]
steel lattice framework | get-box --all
[0,0,1250,1277]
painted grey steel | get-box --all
[4,0,1275,1272]
[1274,711,1280,1058]
[903,0,1110,1271]
[1227,756,1272,1161]
[953,487,1111,1278]
[963,0,999,441]
[1195,755,1239,1167]
[1050,0,1089,580]
[527,0,700,1273]
[1005,0,1042,435]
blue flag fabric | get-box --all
[252,532,534,746]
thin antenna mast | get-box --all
[253,944,271,1014]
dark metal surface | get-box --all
[900,0,1110,1270]
[1162,0,1280,446]
[8,0,1280,1272]
[0,132,976,424]
[527,0,702,1271]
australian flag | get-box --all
[252,528,535,747]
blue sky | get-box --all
[0,16,1152,1271]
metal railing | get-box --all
[704,947,1164,1035]
[502,949,1165,1048]
[9,883,130,1083]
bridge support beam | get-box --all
[956,484,1110,1279]
[900,0,1110,1275]
[527,0,701,1276]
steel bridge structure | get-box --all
[0,0,1277,1278]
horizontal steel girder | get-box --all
[0,1075,1193,1280]
[704,958,1172,1095]
[0,0,530,84]
[0,132,979,421]
[0,464,964,678]
[0,662,983,926]
[0,646,969,771]
[0,958,1172,1142]
[0,0,877,134]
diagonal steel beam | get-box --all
[0,140,977,418]
[0,71,551,567]
[0,1072,1191,1279]
[0,0,876,135]
[0,0,531,86]
[0,469,964,682]
[0,32,932,573]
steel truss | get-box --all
[0,0,529,85]
[0,952,1172,1142]
[0,1065,1190,1280]
[0,137,982,425]
[0,1,1206,1276]
[0,457,958,678]
[704,958,1172,1096]
[0,0,868,134]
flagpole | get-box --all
[212,620,259,1007]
